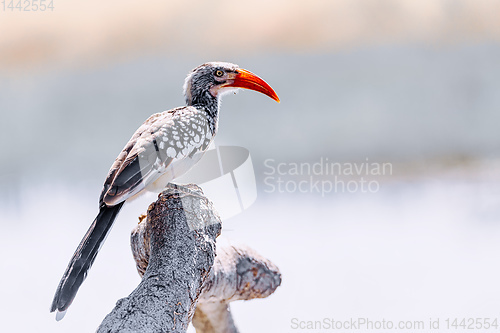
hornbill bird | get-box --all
[51,62,279,319]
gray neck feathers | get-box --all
[183,72,219,133]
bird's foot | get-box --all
[164,183,206,200]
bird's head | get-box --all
[183,62,280,107]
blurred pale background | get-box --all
[1,1,500,332]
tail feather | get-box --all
[50,202,124,315]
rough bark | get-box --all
[97,184,221,333]
[98,183,281,332]
[198,242,281,302]
[192,241,281,333]
[132,232,281,333]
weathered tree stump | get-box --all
[97,184,221,333]
[98,184,281,332]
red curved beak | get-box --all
[229,68,280,103]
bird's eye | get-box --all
[215,70,224,77]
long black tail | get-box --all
[50,202,124,317]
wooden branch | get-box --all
[98,183,281,332]
[198,242,282,302]
[192,241,281,333]
[97,184,221,333]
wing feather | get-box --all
[100,106,211,206]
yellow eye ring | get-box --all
[215,70,224,77]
